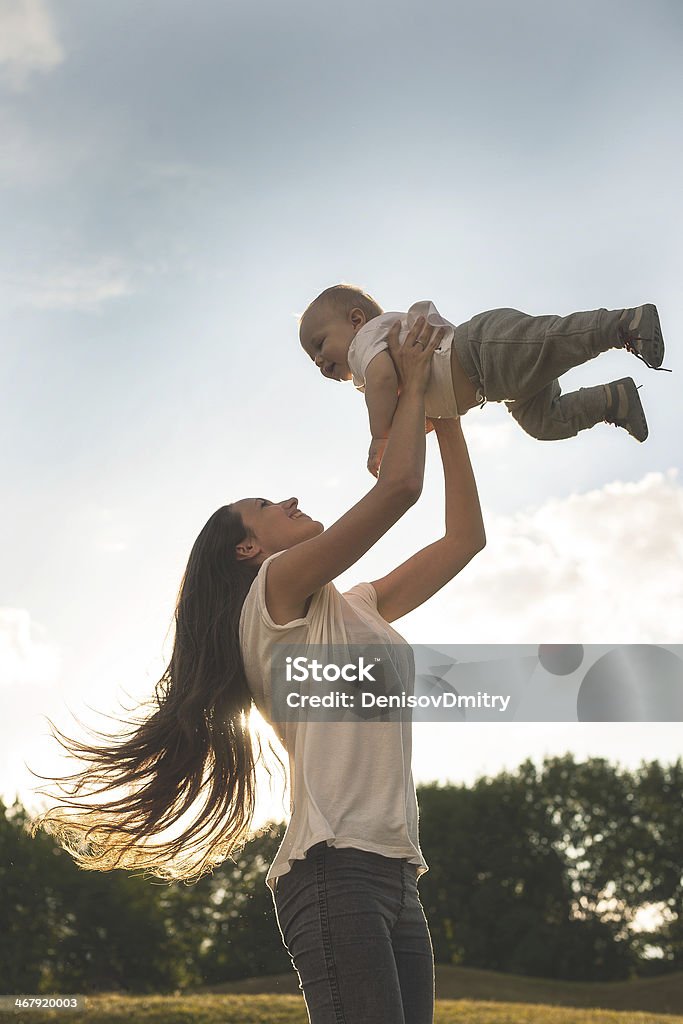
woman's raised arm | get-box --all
[265,318,447,620]
[368,417,486,623]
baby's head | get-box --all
[298,283,383,382]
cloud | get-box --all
[406,470,683,643]
[0,0,64,93]
[463,418,515,454]
[0,261,134,311]
[0,608,64,809]
[0,608,61,689]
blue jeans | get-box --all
[272,841,434,1023]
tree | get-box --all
[5,752,681,991]
[416,755,681,980]
[2,798,190,993]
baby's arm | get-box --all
[364,351,399,477]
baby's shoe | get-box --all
[617,304,669,370]
[603,378,648,442]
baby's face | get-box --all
[299,304,364,382]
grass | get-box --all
[7,967,682,1024]
[6,993,683,1024]
[195,965,683,1016]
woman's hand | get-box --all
[262,321,448,619]
[385,316,446,396]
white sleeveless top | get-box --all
[238,550,430,893]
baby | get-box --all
[298,284,669,476]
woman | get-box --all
[29,314,485,1023]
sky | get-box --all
[1,0,682,834]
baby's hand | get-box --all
[367,437,388,479]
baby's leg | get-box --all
[455,306,626,403]
[506,379,609,440]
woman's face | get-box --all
[233,496,323,564]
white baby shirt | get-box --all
[347,299,460,419]
[238,549,430,894]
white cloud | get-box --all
[0,608,63,808]
[463,418,515,454]
[0,261,134,311]
[405,469,683,643]
[0,608,60,689]
[0,0,64,92]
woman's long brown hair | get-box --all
[26,504,285,884]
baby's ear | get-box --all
[350,307,367,330]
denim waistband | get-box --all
[304,841,417,872]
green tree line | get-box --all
[1,755,681,994]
